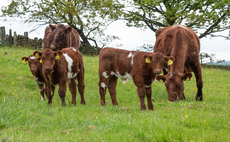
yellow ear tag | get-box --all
[159,79,163,83]
[168,59,173,65]
[23,59,26,64]
[55,54,60,60]
[145,57,150,63]
[40,59,42,63]
[186,77,189,81]
[35,53,39,58]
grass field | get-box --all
[0,46,230,141]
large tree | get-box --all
[1,0,123,47]
[124,0,230,39]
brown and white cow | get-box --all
[49,24,81,50]
[154,24,203,101]
[42,24,57,50]
[99,47,175,110]
[21,55,48,100]
[33,47,85,106]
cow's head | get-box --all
[33,49,63,73]
[50,24,72,50]
[142,52,175,75]
[21,55,40,74]
[156,71,192,101]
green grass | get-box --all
[0,46,230,141]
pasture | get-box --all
[0,46,229,141]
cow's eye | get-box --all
[176,83,181,88]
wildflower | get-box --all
[186,115,188,118]
[12,82,14,84]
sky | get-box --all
[1,1,230,61]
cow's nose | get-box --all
[45,67,51,72]
[31,69,36,73]
[51,45,55,49]
[154,69,162,74]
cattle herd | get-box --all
[21,24,203,110]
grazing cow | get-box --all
[154,24,203,101]
[21,55,47,100]
[98,47,175,110]
[33,47,86,106]
[49,24,81,50]
[42,24,57,49]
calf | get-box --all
[154,24,203,101]
[21,55,47,100]
[99,47,174,110]
[33,47,85,106]
[49,24,81,50]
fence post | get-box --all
[14,31,17,47]
[0,27,6,45]
[9,29,12,46]
[24,32,28,46]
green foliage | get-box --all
[1,0,124,47]
[0,46,230,141]
[123,0,230,39]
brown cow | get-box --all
[154,24,203,101]
[22,55,47,100]
[49,24,81,50]
[33,47,86,106]
[42,24,57,49]
[99,47,175,110]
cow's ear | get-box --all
[33,51,42,58]
[181,72,192,81]
[49,24,56,31]
[165,56,175,66]
[54,51,63,60]
[21,57,28,61]
[156,75,166,83]
[142,55,153,63]
[66,26,72,33]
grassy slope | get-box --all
[0,46,229,141]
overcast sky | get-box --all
[1,2,230,61]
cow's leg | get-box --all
[192,64,203,101]
[68,79,77,105]
[38,84,45,101]
[58,82,67,106]
[77,71,86,105]
[99,76,108,105]
[45,84,52,105]
[145,87,154,110]
[180,82,186,100]
[108,76,118,106]
[136,86,146,110]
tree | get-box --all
[1,0,124,48]
[123,0,230,39]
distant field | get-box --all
[0,46,230,141]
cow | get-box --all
[154,24,203,102]
[98,47,175,110]
[42,24,57,50]
[33,47,86,106]
[21,55,48,100]
[49,24,81,50]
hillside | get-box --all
[0,46,230,141]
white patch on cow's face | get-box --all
[171,24,190,32]
[72,48,76,52]
[63,53,77,79]
[100,82,107,89]
[102,71,109,79]
[127,52,135,65]
[30,56,36,60]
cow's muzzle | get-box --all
[45,67,52,72]
[154,69,162,75]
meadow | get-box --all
[0,46,229,142]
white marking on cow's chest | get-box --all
[100,82,107,89]
[127,52,135,65]
[34,76,44,84]
[30,56,36,60]
[63,53,77,79]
